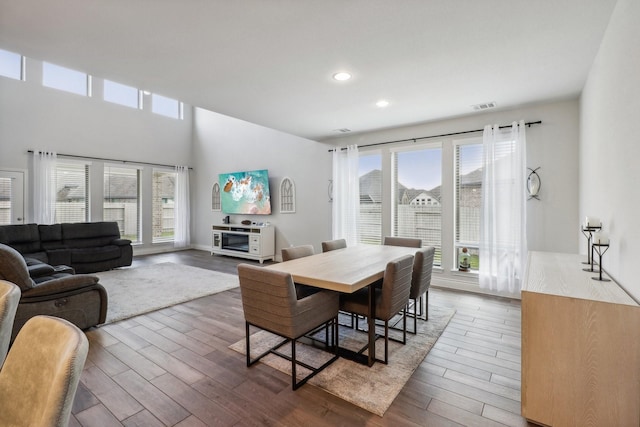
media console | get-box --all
[211,224,275,263]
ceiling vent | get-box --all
[472,102,497,111]
[334,128,351,133]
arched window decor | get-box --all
[212,182,221,211]
[280,177,296,213]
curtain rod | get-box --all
[328,120,542,152]
[27,150,193,170]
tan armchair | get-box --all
[0,280,20,367]
[340,254,414,364]
[281,244,318,299]
[0,315,89,427]
[321,238,347,252]
[408,247,435,332]
[383,236,422,248]
[0,243,107,340]
[238,263,339,390]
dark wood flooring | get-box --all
[69,250,531,426]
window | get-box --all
[392,145,442,265]
[0,49,24,81]
[358,153,382,244]
[152,170,175,242]
[0,177,11,225]
[55,162,89,223]
[104,166,140,242]
[43,62,89,96]
[454,140,483,271]
[104,79,140,109]
[152,94,182,119]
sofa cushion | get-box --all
[39,224,66,250]
[62,222,121,248]
[0,224,41,254]
[70,246,121,264]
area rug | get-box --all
[229,305,455,416]
[95,262,239,323]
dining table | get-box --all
[264,244,418,366]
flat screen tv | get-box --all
[219,169,271,215]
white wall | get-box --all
[0,57,193,252]
[580,0,640,301]
[191,107,332,259]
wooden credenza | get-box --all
[521,251,640,426]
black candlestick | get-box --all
[581,226,600,271]
[591,243,610,282]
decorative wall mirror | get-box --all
[212,182,221,211]
[279,177,296,213]
[527,167,541,200]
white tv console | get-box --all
[211,224,275,263]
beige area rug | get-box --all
[229,305,455,416]
[95,262,239,324]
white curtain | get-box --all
[479,121,528,294]
[174,165,191,248]
[332,145,360,246]
[33,151,57,224]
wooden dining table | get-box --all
[264,244,418,366]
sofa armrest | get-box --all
[20,274,100,298]
[112,238,131,246]
[27,263,56,278]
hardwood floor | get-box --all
[70,250,531,427]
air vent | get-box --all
[472,102,497,111]
[334,128,351,133]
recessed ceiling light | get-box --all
[333,72,352,81]
[376,100,390,108]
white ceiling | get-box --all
[0,0,618,141]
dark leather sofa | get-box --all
[0,221,132,274]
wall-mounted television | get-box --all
[219,169,271,215]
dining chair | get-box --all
[0,280,20,367]
[383,236,422,248]
[281,244,318,299]
[340,254,414,364]
[237,263,340,390]
[321,238,347,252]
[407,247,435,333]
[0,315,89,427]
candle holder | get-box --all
[581,225,601,271]
[591,242,610,282]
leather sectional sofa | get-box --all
[0,221,132,274]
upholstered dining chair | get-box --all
[237,263,340,390]
[383,236,422,248]
[340,254,414,364]
[0,280,20,367]
[407,247,435,333]
[321,238,347,252]
[0,315,89,427]
[281,244,318,299]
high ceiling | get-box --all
[0,0,618,141]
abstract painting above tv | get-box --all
[219,169,271,215]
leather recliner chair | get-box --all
[0,243,107,340]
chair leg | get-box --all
[413,298,418,333]
[425,291,429,320]
[403,308,407,345]
[384,320,389,364]
[245,322,251,367]
[291,339,298,390]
